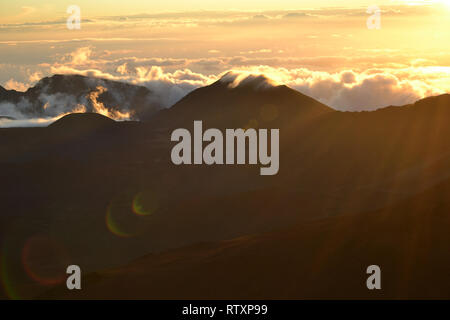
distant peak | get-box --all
[218,71,279,90]
[48,112,116,129]
[414,93,450,106]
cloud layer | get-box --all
[6,45,446,113]
[0,73,163,127]
[1,4,449,123]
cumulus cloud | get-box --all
[48,50,218,109]
[2,45,450,128]
[219,71,279,89]
[296,74,417,110]
[0,74,164,127]
[340,71,357,84]
[288,69,444,110]
[0,102,27,119]
[0,116,63,128]
[4,79,28,91]
[69,47,94,66]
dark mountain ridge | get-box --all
[0,74,161,121]
[1,73,450,299]
[48,113,116,130]
[150,75,333,130]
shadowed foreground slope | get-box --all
[1,76,450,299]
[43,177,450,299]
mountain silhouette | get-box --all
[0,74,161,121]
[150,74,333,131]
[49,112,116,130]
[1,73,449,299]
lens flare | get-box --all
[106,203,134,238]
[1,221,37,300]
[1,223,71,300]
[106,191,162,237]
[106,195,152,237]
[21,235,70,286]
[1,247,22,300]
[132,191,159,216]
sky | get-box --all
[1,1,440,21]
[1,0,450,114]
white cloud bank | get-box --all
[1,45,450,127]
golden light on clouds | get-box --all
[0,0,449,112]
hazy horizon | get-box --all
[1,0,450,113]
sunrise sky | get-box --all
[1,0,449,110]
